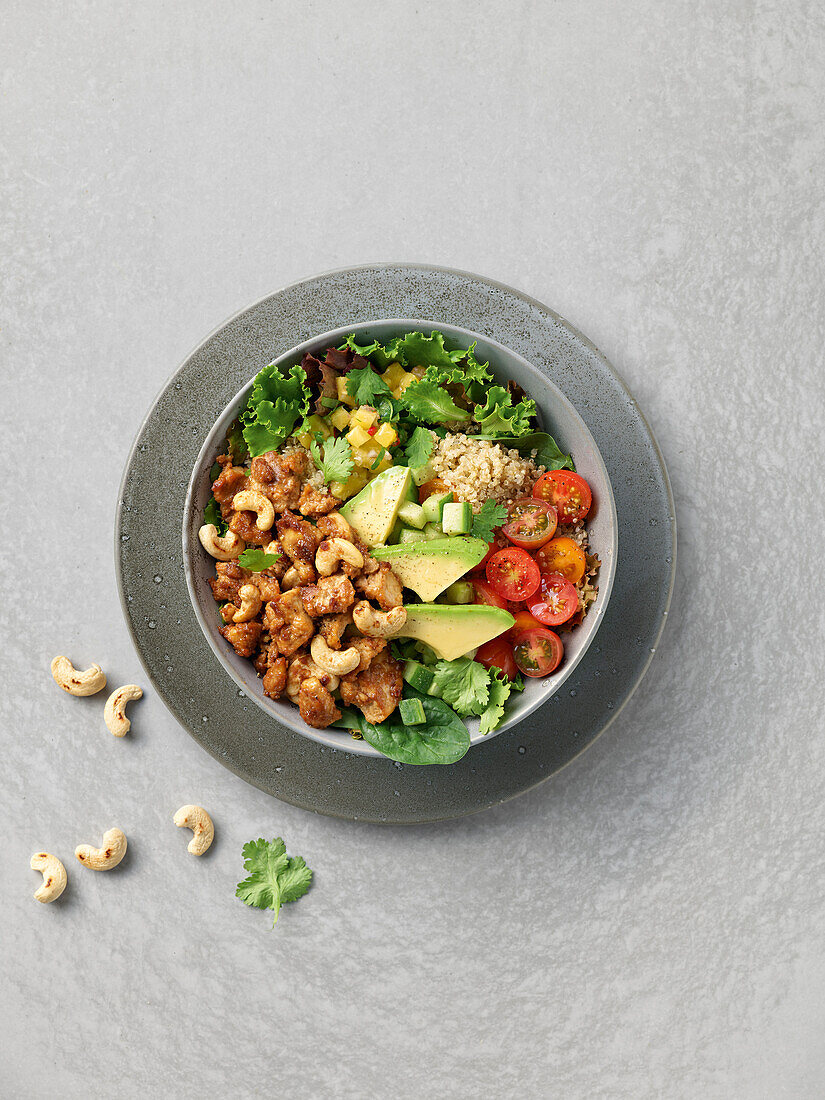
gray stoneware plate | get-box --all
[116,263,675,823]
[182,319,618,756]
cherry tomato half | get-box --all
[475,637,518,679]
[473,579,508,611]
[501,498,558,550]
[418,477,449,503]
[527,572,579,627]
[513,628,564,677]
[485,547,541,602]
[509,609,545,639]
[534,537,587,584]
[533,470,593,523]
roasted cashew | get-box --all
[50,656,107,696]
[232,489,275,531]
[104,684,143,737]
[232,584,262,623]
[315,538,364,577]
[286,657,339,701]
[352,601,407,638]
[75,828,127,870]
[30,852,67,903]
[173,804,214,856]
[281,564,301,591]
[310,634,360,676]
[198,524,245,561]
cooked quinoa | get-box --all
[431,435,547,514]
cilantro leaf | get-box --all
[478,670,513,735]
[203,496,227,535]
[310,435,354,484]
[235,837,313,926]
[346,365,393,407]
[399,379,471,425]
[238,548,282,571]
[473,386,537,436]
[430,657,491,717]
[403,427,434,469]
[471,500,508,542]
[475,432,574,471]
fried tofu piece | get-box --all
[276,512,321,568]
[301,573,355,617]
[219,620,263,658]
[298,677,341,729]
[273,589,315,656]
[298,483,338,517]
[263,656,288,699]
[348,636,387,672]
[339,649,403,724]
[250,451,305,511]
[317,612,353,650]
[354,562,404,609]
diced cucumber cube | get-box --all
[403,660,435,694]
[411,463,435,487]
[441,501,472,535]
[423,523,444,540]
[441,580,475,604]
[398,526,429,545]
[399,698,427,725]
[422,490,453,525]
[397,501,427,529]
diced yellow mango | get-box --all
[395,372,416,394]
[306,414,331,440]
[374,422,397,448]
[372,454,393,474]
[346,425,370,449]
[351,405,378,430]
[329,406,351,431]
[297,432,312,448]
[381,362,407,388]
[353,442,381,468]
[337,377,355,406]
[330,468,369,500]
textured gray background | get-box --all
[2,2,823,1097]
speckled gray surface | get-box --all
[3,3,825,1097]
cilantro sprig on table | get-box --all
[236,837,313,926]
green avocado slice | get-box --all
[391,604,514,661]
[339,465,412,547]
[371,536,489,601]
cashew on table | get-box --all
[173,805,214,856]
[50,656,107,696]
[30,852,68,903]
[75,828,128,870]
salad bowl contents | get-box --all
[185,323,616,765]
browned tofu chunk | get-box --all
[298,677,341,729]
[219,620,263,658]
[274,589,315,656]
[301,573,355,617]
[354,562,402,608]
[339,649,403,725]
[298,483,338,517]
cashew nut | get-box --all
[310,634,361,676]
[232,584,262,623]
[75,828,127,870]
[173,804,214,856]
[103,684,143,737]
[50,656,107,696]
[281,564,301,591]
[352,601,407,638]
[232,489,275,531]
[198,523,245,560]
[315,538,364,576]
[30,852,67,903]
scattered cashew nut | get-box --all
[103,684,143,737]
[75,828,128,870]
[232,489,275,531]
[310,634,361,676]
[352,601,407,638]
[315,538,364,577]
[50,656,107,697]
[173,804,215,856]
[232,584,262,623]
[198,524,245,561]
[31,852,67,903]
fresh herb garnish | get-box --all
[310,435,354,484]
[478,669,514,735]
[429,657,491,717]
[346,365,393,407]
[369,445,388,471]
[403,426,435,469]
[238,548,282,571]
[471,500,508,542]
[235,837,313,927]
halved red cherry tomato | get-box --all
[486,547,541,602]
[509,609,545,639]
[501,497,558,550]
[472,579,508,610]
[534,537,587,584]
[513,628,564,677]
[475,637,518,679]
[527,572,579,627]
[533,470,592,523]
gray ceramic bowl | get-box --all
[182,319,618,757]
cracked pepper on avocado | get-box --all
[198,331,600,765]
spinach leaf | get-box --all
[475,432,575,471]
[356,688,470,765]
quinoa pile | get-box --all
[431,435,547,514]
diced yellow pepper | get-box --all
[337,376,355,406]
[346,425,370,449]
[374,422,397,448]
[351,405,378,430]
[329,406,351,432]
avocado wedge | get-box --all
[392,604,514,661]
[340,465,412,547]
[371,536,489,601]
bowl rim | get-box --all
[182,317,618,757]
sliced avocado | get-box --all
[340,465,412,547]
[371,536,489,601]
[391,604,514,661]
